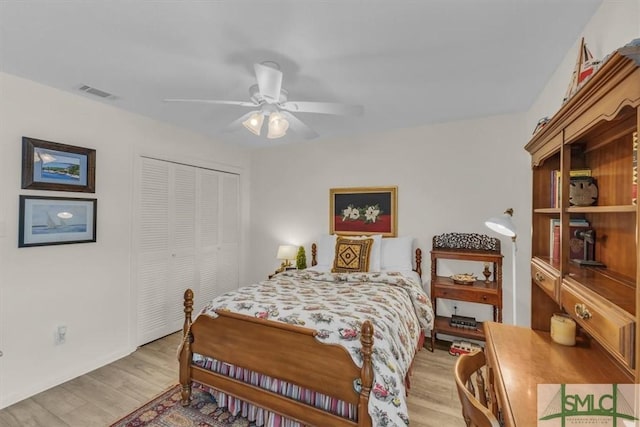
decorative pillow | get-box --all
[347,234,382,272]
[381,236,414,271]
[332,237,373,273]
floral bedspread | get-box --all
[198,269,434,427]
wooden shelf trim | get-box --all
[526,48,640,154]
[566,205,637,213]
[531,257,635,315]
[433,316,485,341]
[533,208,561,214]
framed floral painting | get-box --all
[329,186,397,237]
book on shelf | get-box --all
[549,218,590,261]
[570,169,592,177]
[550,169,593,208]
[550,170,560,208]
[633,131,637,206]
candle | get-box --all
[550,314,576,346]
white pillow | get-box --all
[316,234,337,267]
[348,234,382,272]
[381,236,414,271]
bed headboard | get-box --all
[310,242,422,277]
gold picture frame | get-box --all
[330,186,397,237]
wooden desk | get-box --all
[483,322,632,427]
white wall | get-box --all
[526,0,640,127]
[248,113,532,328]
[0,72,251,409]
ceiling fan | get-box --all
[164,61,364,139]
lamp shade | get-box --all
[484,208,517,238]
[242,112,264,136]
[267,112,289,139]
[276,245,297,261]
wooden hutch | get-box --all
[483,40,640,426]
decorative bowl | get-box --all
[451,273,477,285]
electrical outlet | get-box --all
[55,325,67,345]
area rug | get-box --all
[110,383,255,427]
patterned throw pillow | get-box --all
[332,237,373,273]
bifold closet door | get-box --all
[195,171,240,310]
[218,173,240,295]
[136,158,240,345]
[137,159,196,344]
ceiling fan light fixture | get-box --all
[242,112,264,136]
[267,111,289,139]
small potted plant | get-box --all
[296,246,307,270]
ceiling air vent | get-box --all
[78,84,115,99]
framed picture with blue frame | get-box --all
[21,137,96,192]
[19,195,97,247]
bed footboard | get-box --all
[179,289,373,427]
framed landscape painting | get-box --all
[330,186,397,237]
[22,137,96,192]
[19,195,97,247]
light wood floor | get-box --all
[0,333,463,426]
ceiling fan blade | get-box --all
[254,63,283,102]
[279,111,319,139]
[279,101,363,116]
[220,110,258,133]
[164,98,256,107]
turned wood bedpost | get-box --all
[358,320,374,427]
[179,289,194,406]
[311,243,317,266]
[415,248,422,277]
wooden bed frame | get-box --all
[179,246,423,427]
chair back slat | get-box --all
[454,350,501,427]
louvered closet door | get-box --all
[195,169,220,311]
[167,164,197,333]
[218,173,240,295]
[137,158,171,344]
[194,171,240,309]
[136,158,240,345]
[137,159,196,344]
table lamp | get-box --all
[276,245,298,272]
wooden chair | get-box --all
[454,350,501,427]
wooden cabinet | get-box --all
[430,233,503,350]
[525,41,640,380]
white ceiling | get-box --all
[0,0,602,147]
